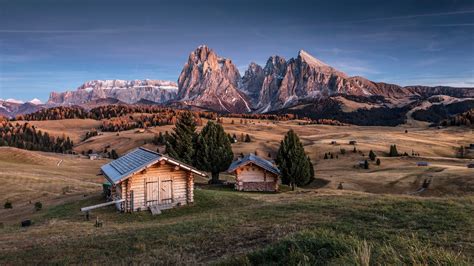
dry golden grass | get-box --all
[18,117,474,197]
[16,119,102,143]
[0,147,105,224]
[0,118,472,264]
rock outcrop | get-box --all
[176,45,251,113]
[241,50,473,112]
[48,79,178,105]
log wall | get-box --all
[115,161,194,212]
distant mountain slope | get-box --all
[17,45,471,126]
[48,79,178,105]
[240,50,473,112]
[0,99,44,118]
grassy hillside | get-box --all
[0,188,472,264]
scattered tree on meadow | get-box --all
[457,145,465,158]
[276,130,313,190]
[376,158,381,165]
[364,160,369,169]
[194,121,233,184]
[369,150,376,161]
[389,145,399,157]
[110,149,119,159]
[4,200,12,209]
[165,112,197,165]
[34,202,42,211]
[244,134,251,142]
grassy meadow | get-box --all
[1,117,473,264]
[0,188,472,264]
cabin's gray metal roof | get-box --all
[227,154,280,176]
[101,147,206,184]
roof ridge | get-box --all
[138,146,161,155]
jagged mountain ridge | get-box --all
[240,50,473,112]
[48,79,178,105]
[176,45,252,113]
[38,45,474,117]
[176,46,472,113]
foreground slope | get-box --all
[0,189,472,264]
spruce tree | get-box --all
[111,149,119,159]
[276,130,312,190]
[389,145,399,157]
[245,134,251,142]
[195,121,233,184]
[369,150,376,161]
[376,158,381,165]
[364,160,369,169]
[165,111,197,165]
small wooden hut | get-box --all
[227,154,281,192]
[101,147,206,213]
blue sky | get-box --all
[1,0,473,102]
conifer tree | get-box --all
[369,150,376,161]
[376,158,381,165]
[364,160,369,169]
[195,121,233,184]
[276,130,313,190]
[110,149,119,159]
[389,145,399,157]
[245,134,251,142]
[165,111,197,165]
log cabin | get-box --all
[227,154,281,192]
[101,147,206,213]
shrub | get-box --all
[369,150,376,161]
[34,202,42,211]
[4,200,12,209]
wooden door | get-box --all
[160,179,173,204]
[146,177,159,206]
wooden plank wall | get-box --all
[124,162,192,212]
[237,164,277,183]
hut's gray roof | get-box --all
[101,147,206,184]
[227,154,280,176]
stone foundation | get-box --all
[236,182,277,192]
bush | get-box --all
[34,202,42,211]
[4,201,12,209]
[369,150,376,161]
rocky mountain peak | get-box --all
[241,62,264,106]
[297,50,329,68]
[177,46,251,113]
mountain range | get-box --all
[3,45,473,125]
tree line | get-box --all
[15,105,217,122]
[439,109,473,128]
[0,120,73,153]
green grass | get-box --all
[0,189,472,265]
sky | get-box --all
[1,0,473,102]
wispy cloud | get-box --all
[433,23,474,27]
[415,57,444,67]
[346,10,474,24]
[332,59,381,76]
